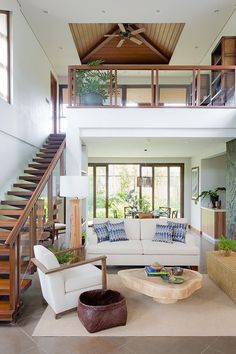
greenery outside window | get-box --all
[0,11,10,102]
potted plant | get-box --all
[48,246,80,264]
[218,236,236,256]
[198,187,226,208]
[76,59,115,106]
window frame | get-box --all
[0,10,10,103]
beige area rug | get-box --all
[32,274,236,337]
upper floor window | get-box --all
[0,11,10,102]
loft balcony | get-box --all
[68,65,236,108]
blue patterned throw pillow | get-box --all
[167,221,188,243]
[153,224,173,243]
[93,222,109,243]
[107,221,129,242]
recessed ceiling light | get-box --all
[59,46,63,50]
[42,9,48,14]
[101,10,106,14]
[144,148,148,152]
[195,46,199,49]
[156,10,160,13]
[214,9,220,13]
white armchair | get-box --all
[32,245,107,318]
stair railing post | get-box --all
[47,175,53,225]
[29,206,37,258]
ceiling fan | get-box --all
[104,23,145,47]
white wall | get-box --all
[0,0,55,198]
[191,153,227,231]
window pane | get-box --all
[88,166,94,221]
[154,167,168,208]
[0,12,9,102]
[108,164,139,218]
[169,166,181,215]
[141,166,152,211]
[96,166,106,218]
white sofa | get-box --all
[86,218,200,267]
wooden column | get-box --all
[70,198,81,248]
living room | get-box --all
[1,0,236,353]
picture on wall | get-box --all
[191,167,199,200]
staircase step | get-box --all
[32,158,52,163]
[0,260,10,274]
[7,191,33,197]
[28,163,49,169]
[0,279,31,295]
[19,175,41,182]
[24,169,46,175]
[0,210,23,217]
[13,183,38,190]
[0,301,14,321]
[43,144,61,149]
[0,245,10,255]
[36,153,55,158]
[0,231,10,241]
[40,148,57,153]
[0,220,17,228]
[1,200,28,207]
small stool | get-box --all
[77,289,127,333]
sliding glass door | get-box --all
[88,163,184,220]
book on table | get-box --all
[145,265,169,276]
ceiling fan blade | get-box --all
[117,39,125,47]
[129,37,142,45]
[104,34,120,37]
[118,23,126,32]
[130,28,145,35]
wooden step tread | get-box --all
[0,245,10,254]
[28,164,49,169]
[1,200,28,206]
[0,301,12,311]
[0,279,31,295]
[7,191,33,197]
[13,183,38,189]
[36,153,55,158]
[24,169,46,175]
[0,260,10,273]
[19,175,41,181]
[0,231,10,240]
[32,158,52,163]
[0,210,23,216]
[0,220,17,227]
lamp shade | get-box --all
[60,176,88,199]
[137,176,152,188]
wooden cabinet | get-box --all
[211,36,236,106]
[201,207,226,239]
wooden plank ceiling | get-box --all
[69,23,185,64]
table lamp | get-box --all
[60,176,88,248]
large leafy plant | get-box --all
[218,236,236,252]
[198,187,226,199]
[76,59,115,101]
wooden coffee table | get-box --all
[118,268,202,304]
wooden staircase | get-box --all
[0,133,65,321]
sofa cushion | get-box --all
[86,240,143,255]
[153,224,173,243]
[167,221,188,243]
[141,239,199,255]
[93,218,141,240]
[140,218,188,240]
[63,264,102,293]
[93,222,109,243]
[107,221,129,242]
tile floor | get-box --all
[1,233,236,354]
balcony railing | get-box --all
[68,65,236,108]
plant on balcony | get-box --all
[76,59,115,105]
[197,187,226,208]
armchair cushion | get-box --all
[63,263,102,293]
[34,244,60,270]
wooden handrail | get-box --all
[69,64,236,71]
[5,137,66,247]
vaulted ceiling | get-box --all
[69,23,184,64]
